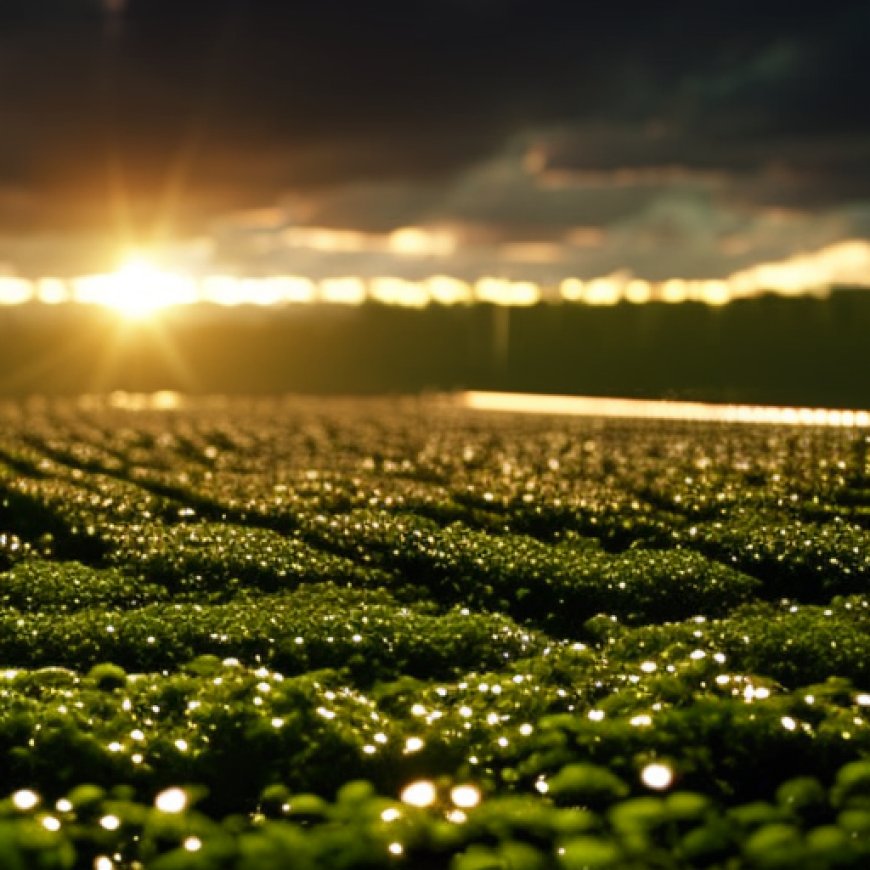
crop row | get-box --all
[2,400,870,868]
[1,594,869,805]
[302,510,760,629]
[0,582,537,679]
[0,760,869,868]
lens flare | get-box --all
[73,256,198,320]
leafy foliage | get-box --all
[0,399,868,866]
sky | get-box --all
[1,0,869,288]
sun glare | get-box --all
[3,238,866,315]
[87,257,198,320]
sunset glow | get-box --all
[71,257,198,320]
[1,5,869,855]
[0,239,868,314]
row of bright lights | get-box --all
[0,259,846,318]
[0,268,539,313]
[77,389,870,426]
[463,391,870,427]
[397,763,674,811]
[13,768,673,818]
[11,786,188,814]
[11,768,672,865]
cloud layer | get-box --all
[0,1,868,283]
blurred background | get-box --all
[1,1,868,404]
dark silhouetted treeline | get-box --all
[1,291,868,406]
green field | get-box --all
[1,397,869,868]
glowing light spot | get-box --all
[36,278,70,304]
[380,808,402,823]
[560,278,585,301]
[390,226,455,257]
[100,814,121,831]
[743,684,772,703]
[12,789,40,811]
[320,277,367,305]
[388,842,404,856]
[74,256,198,320]
[535,779,549,794]
[370,277,430,308]
[42,816,62,832]
[404,736,425,753]
[662,278,689,303]
[584,274,625,305]
[630,714,653,727]
[282,226,370,254]
[588,710,605,721]
[450,785,481,809]
[781,716,797,731]
[426,275,473,304]
[0,277,34,306]
[625,278,652,303]
[640,661,657,673]
[641,763,674,790]
[475,277,540,306]
[56,799,73,813]
[400,780,437,807]
[94,857,114,870]
[155,787,188,813]
[183,836,202,853]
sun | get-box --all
[101,256,197,320]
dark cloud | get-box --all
[0,0,868,277]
